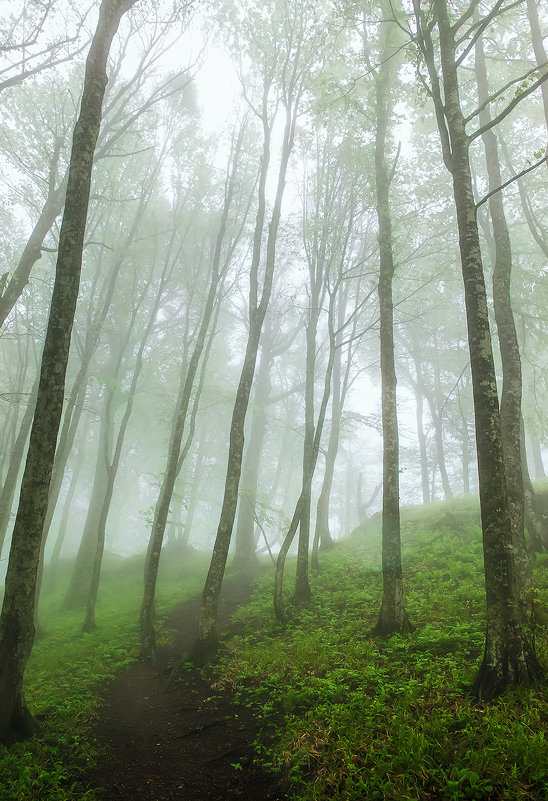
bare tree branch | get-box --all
[476,153,548,208]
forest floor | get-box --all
[88,569,289,801]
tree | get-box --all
[0,1,88,95]
[194,0,322,660]
[0,0,137,744]
[368,0,414,635]
[412,0,544,696]
[139,116,251,659]
[474,17,531,603]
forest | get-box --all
[0,0,547,799]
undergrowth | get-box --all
[0,547,209,801]
[218,504,548,801]
[1,494,547,801]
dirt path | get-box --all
[89,571,288,800]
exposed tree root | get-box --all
[472,632,545,699]
[369,613,415,637]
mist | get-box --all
[0,1,547,799]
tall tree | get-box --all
[368,0,414,635]
[140,119,249,659]
[474,18,531,603]
[0,1,88,94]
[412,0,544,696]
[0,0,137,743]
[194,0,322,659]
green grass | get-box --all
[218,501,548,801]
[0,546,210,801]
[2,495,547,801]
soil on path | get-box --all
[89,569,288,801]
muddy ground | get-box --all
[89,572,289,800]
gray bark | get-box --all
[370,0,413,636]
[232,320,273,569]
[475,24,531,608]
[415,0,542,697]
[0,0,136,743]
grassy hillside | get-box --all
[218,496,548,801]
[0,495,546,800]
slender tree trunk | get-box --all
[274,294,338,620]
[41,171,161,557]
[370,0,413,636]
[0,381,37,557]
[293,297,321,603]
[527,0,548,132]
[63,348,120,611]
[47,440,86,590]
[528,434,546,481]
[0,163,68,329]
[312,344,341,567]
[460,415,471,496]
[84,267,161,631]
[313,282,356,565]
[475,23,531,610]
[520,418,548,552]
[0,0,136,744]
[233,322,273,569]
[426,393,454,501]
[140,124,246,659]
[183,434,207,545]
[411,354,430,505]
[196,79,301,656]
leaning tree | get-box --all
[0,0,138,743]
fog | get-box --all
[0,0,547,753]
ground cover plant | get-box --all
[0,548,210,801]
[219,497,548,801]
[0,496,546,801]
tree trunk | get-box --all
[475,22,531,611]
[0,163,68,329]
[526,0,548,131]
[313,285,355,566]
[195,76,301,658]
[412,354,430,505]
[417,0,543,697]
[292,291,321,603]
[233,322,273,569]
[0,0,136,744]
[47,440,86,591]
[528,434,546,481]
[427,393,454,501]
[140,122,246,659]
[370,0,413,636]
[63,353,118,611]
[0,381,37,558]
[84,268,160,631]
[521,418,548,552]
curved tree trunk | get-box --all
[0,163,68,329]
[140,121,248,659]
[0,0,136,744]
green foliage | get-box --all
[219,503,548,801]
[0,550,209,801]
